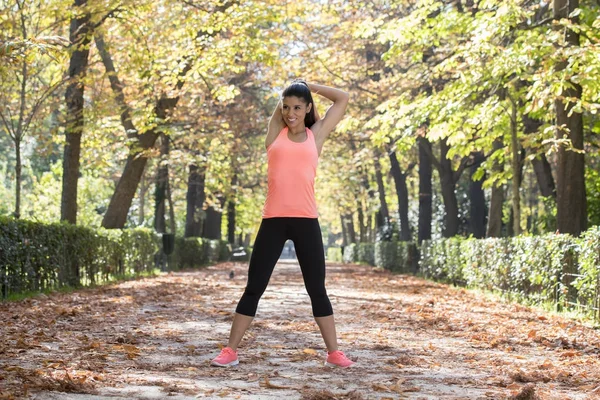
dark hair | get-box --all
[281,79,316,128]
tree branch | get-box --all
[0,109,16,140]
[93,7,125,29]
[94,31,138,137]
[23,76,68,134]
[518,16,553,30]
[452,155,472,184]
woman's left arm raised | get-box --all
[307,83,349,154]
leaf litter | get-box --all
[1,260,600,399]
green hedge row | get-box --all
[375,241,419,274]
[331,227,600,320]
[339,241,418,273]
[171,236,231,268]
[419,228,600,316]
[420,236,571,303]
[342,243,375,265]
[0,217,231,299]
[326,247,343,262]
[574,227,600,313]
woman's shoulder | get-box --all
[267,126,288,150]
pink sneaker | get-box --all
[325,350,354,368]
[211,347,239,367]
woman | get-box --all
[211,79,353,368]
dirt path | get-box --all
[2,260,600,400]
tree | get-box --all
[96,0,287,228]
[0,1,67,218]
[417,135,432,243]
[61,0,93,224]
[486,139,505,237]
[553,0,587,235]
[184,156,206,238]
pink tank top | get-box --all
[262,127,318,218]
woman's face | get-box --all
[282,96,312,129]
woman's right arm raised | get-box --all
[265,100,285,149]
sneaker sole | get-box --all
[211,359,239,367]
[324,361,354,368]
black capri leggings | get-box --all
[235,217,333,318]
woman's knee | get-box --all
[304,280,327,297]
[243,285,266,300]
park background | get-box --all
[1,0,600,320]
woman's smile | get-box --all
[282,95,310,128]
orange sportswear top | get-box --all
[262,127,319,218]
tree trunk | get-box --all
[227,199,236,245]
[61,0,91,224]
[184,162,206,237]
[203,196,224,240]
[418,136,432,243]
[487,140,505,237]
[389,151,411,241]
[203,207,221,240]
[469,152,487,238]
[138,163,147,225]
[15,140,22,219]
[357,199,366,242]
[439,139,459,237]
[227,174,237,245]
[167,176,176,234]
[373,152,389,227]
[531,155,556,198]
[340,215,347,247]
[342,213,356,244]
[508,207,514,237]
[102,99,178,229]
[509,95,522,236]
[154,133,169,233]
[554,0,587,235]
[522,112,556,198]
[11,55,27,219]
[360,170,376,241]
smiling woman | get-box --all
[279,81,316,135]
[211,79,353,369]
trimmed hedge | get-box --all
[333,230,599,320]
[0,217,158,297]
[342,243,356,264]
[326,247,342,262]
[341,243,376,265]
[566,227,599,313]
[171,237,231,269]
[419,232,600,319]
[337,241,418,272]
[356,243,375,266]
[375,241,419,273]
[0,217,231,299]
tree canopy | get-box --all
[1,0,599,243]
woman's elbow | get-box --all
[339,91,350,108]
